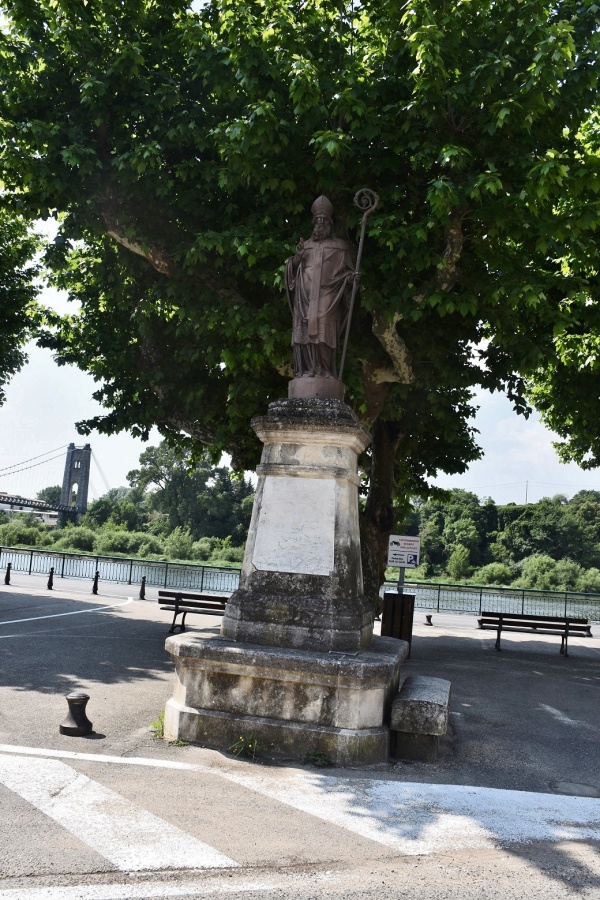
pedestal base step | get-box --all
[165,699,389,767]
[165,633,408,766]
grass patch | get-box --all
[150,710,165,738]
[303,749,332,768]
[229,734,259,761]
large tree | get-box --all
[1,0,599,596]
[127,442,254,542]
[0,207,39,404]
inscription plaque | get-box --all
[252,476,335,575]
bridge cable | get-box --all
[0,445,67,475]
[0,452,66,478]
[91,451,112,494]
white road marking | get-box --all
[539,703,599,733]
[223,768,600,855]
[0,598,133,627]
[0,870,338,900]
[0,879,276,900]
[0,755,237,872]
[0,744,200,770]
[1,744,599,856]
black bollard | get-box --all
[4,562,11,585]
[92,570,99,595]
[59,692,93,736]
[139,575,146,601]
[47,566,54,590]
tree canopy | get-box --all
[408,488,600,592]
[127,441,254,543]
[36,484,62,507]
[1,0,600,590]
[0,208,39,404]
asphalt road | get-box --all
[0,573,598,899]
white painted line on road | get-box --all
[539,703,599,733]
[1,743,600,856]
[0,879,276,900]
[0,744,200,770]
[224,769,600,855]
[0,755,237,872]
[0,870,329,900]
[0,597,133,627]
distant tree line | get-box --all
[4,456,600,593]
[401,489,600,592]
[0,442,253,567]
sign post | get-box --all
[387,535,421,595]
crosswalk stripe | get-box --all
[221,769,600,855]
[0,755,237,872]
[2,743,600,860]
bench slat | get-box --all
[157,589,229,634]
[159,599,227,608]
[479,619,590,633]
[477,610,592,656]
[480,612,589,623]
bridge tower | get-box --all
[60,443,91,520]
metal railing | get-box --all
[3,545,599,621]
[0,546,241,595]
[386,580,600,622]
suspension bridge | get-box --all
[0,444,111,520]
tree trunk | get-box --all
[359,419,404,616]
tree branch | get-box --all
[415,209,466,301]
[100,186,252,307]
[106,223,174,276]
[370,310,414,384]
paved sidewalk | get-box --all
[0,574,598,898]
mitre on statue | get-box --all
[311,195,334,219]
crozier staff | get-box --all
[285,195,355,379]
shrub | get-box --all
[553,558,584,590]
[210,544,244,565]
[513,554,557,590]
[163,527,195,561]
[94,530,160,556]
[136,535,164,557]
[53,527,96,553]
[474,563,514,586]
[446,545,471,580]
[0,522,44,547]
[191,536,223,561]
[513,554,583,591]
[577,567,600,594]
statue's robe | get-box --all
[285,236,354,378]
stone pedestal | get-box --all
[165,397,407,765]
[164,634,408,766]
[221,399,372,652]
[288,376,344,401]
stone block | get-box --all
[164,633,409,766]
[389,731,440,764]
[390,675,451,763]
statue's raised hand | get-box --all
[292,238,305,269]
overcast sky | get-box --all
[2,288,599,505]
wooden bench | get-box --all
[158,589,229,634]
[478,611,592,656]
